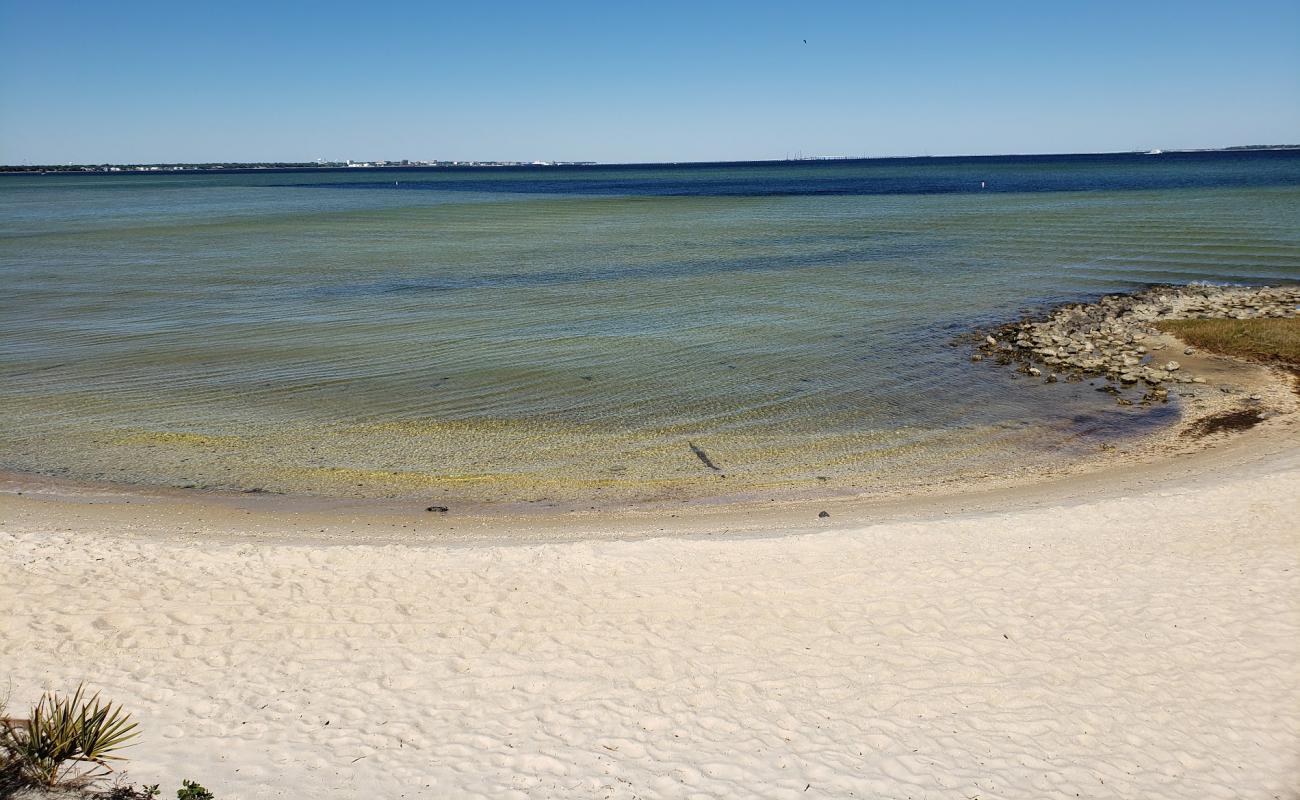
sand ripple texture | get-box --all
[2,467,1298,798]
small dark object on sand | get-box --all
[426,505,449,513]
[818,510,830,518]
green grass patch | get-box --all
[1156,317,1300,365]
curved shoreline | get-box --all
[3,283,1299,540]
[2,396,1297,543]
[2,320,1296,544]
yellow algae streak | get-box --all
[346,417,616,441]
[272,465,686,492]
[268,466,455,492]
[109,430,249,448]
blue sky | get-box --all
[1,0,1297,164]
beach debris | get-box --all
[818,510,830,518]
[688,441,722,471]
[425,505,449,513]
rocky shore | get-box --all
[974,285,1300,405]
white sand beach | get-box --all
[2,411,1298,799]
[5,3,1300,795]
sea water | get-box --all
[2,152,1298,505]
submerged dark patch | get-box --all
[1182,408,1265,438]
[302,236,935,298]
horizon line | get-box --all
[3,144,1300,172]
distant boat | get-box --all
[1146,149,1164,155]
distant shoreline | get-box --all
[3,144,1298,175]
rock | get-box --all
[1184,348,1196,355]
[971,354,983,362]
[818,510,830,518]
[1028,367,1041,377]
[969,285,1299,392]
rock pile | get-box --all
[976,284,1300,389]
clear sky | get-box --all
[1,0,1297,164]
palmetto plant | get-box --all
[0,684,139,787]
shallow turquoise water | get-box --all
[2,154,1298,504]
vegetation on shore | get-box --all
[1156,318,1300,365]
[1,685,137,791]
[1,687,212,799]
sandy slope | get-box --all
[3,427,1299,800]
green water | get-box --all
[2,155,1298,506]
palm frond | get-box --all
[0,684,139,787]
